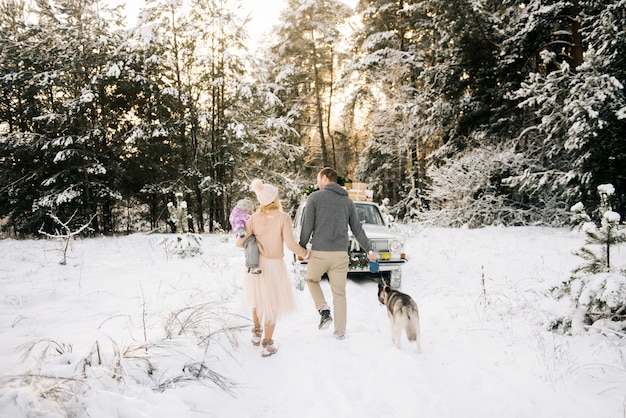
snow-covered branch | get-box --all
[38,211,95,265]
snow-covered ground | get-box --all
[0,226,625,417]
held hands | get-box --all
[367,250,378,261]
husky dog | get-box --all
[377,282,422,352]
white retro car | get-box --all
[292,199,407,290]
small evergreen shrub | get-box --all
[551,184,626,334]
[161,193,202,258]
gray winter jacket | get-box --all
[299,183,372,253]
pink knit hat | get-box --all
[251,179,278,206]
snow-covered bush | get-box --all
[160,193,202,258]
[160,233,203,258]
[422,141,569,228]
[3,302,240,416]
[551,184,626,334]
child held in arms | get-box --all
[229,198,261,274]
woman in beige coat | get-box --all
[236,179,308,357]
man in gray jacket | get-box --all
[299,167,378,339]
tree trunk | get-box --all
[570,0,584,69]
[312,40,329,166]
[102,200,112,235]
[326,47,337,168]
[194,184,204,233]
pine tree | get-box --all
[134,0,253,232]
[267,0,353,172]
[571,184,626,273]
[507,0,626,218]
[552,183,626,333]
[347,0,432,217]
[0,0,133,235]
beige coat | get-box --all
[236,210,306,259]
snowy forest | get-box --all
[0,0,625,236]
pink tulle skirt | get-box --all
[242,255,296,323]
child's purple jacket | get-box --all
[229,207,250,233]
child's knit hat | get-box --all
[235,198,255,212]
